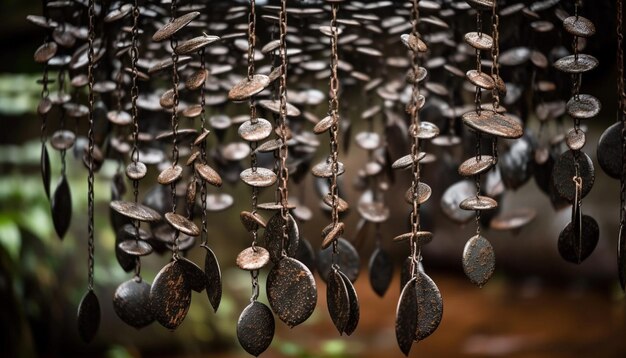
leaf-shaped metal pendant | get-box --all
[295,238,316,273]
[150,261,191,330]
[462,235,495,287]
[558,215,599,264]
[237,301,275,356]
[369,248,393,297]
[338,270,359,336]
[77,289,100,343]
[203,246,222,312]
[41,144,51,200]
[414,271,443,341]
[113,278,154,329]
[263,212,299,262]
[317,238,360,283]
[396,278,418,356]
[51,175,72,240]
[267,257,317,327]
[179,257,207,292]
[327,269,350,334]
[619,224,626,290]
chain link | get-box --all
[86,0,96,291]
[617,0,626,225]
[277,0,289,258]
[169,0,180,259]
[328,2,341,245]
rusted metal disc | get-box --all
[237,301,275,356]
[566,94,601,119]
[118,239,153,256]
[459,195,498,211]
[566,128,586,151]
[240,167,277,187]
[597,122,622,179]
[50,129,76,150]
[458,155,495,177]
[464,32,493,50]
[126,162,147,180]
[552,150,594,202]
[558,215,599,264]
[150,261,191,330]
[263,212,299,263]
[392,231,433,246]
[223,142,253,161]
[239,118,273,142]
[462,235,495,287]
[311,160,345,178]
[321,222,345,249]
[203,246,222,312]
[195,163,223,187]
[110,200,162,222]
[553,54,598,74]
[182,104,203,118]
[193,129,211,146]
[313,115,336,134]
[257,201,297,211]
[441,181,476,224]
[462,110,524,139]
[357,202,390,223]
[338,270,359,336]
[228,75,270,101]
[414,271,443,341]
[327,269,350,334]
[240,211,267,231]
[400,33,427,52]
[236,246,270,271]
[317,238,360,283]
[396,278,418,356]
[185,69,209,90]
[466,70,495,90]
[175,34,220,55]
[77,289,100,343]
[392,152,426,170]
[266,257,317,328]
[107,110,132,125]
[152,12,200,42]
[563,16,596,37]
[178,257,207,293]
[322,193,349,212]
[411,121,440,140]
[113,278,154,329]
[258,99,301,117]
[369,248,393,297]
[164,212,200,236]
[34,41,58,63]
[157,165,183,185]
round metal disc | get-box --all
[317,238,360,283]
[239,118,273,142]
[462,110,524,139]
[566,94,601,119]
[164,212,200,236]
[150,261,191,330]
[458,155,495,177]
[392,152,426,170]
[186,69,209,90]
[441,181,476,224]
[258,99,301,117]
[240,210,267,231]
[464,32,493,50]
[236,246,270,271]
[50,129,76,150]
[566,128,586,151]
[175,34,220,55]
[357,202,390,223]
[563,16,596,37]
[240,167,277,187]
[110,200,162,222]
[552,150,594,202]
[118,239,153,256]
[157,165,183,185]
[558,215,599,264]
[152,12,200,42]
[459,195,498,211]
[462,235,495,287]
[266,257,317,327]
[195,163,223,187]
[126,162,147,180]
[392,231,433,246]
[490,208,537,231]
[113,279,154,329]
[597,122,622,179]
[237,301,275,356]
[311,160,345,178]
[466,70,495,90]
[553,54,598,74]
[228,75,270,101]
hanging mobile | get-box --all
[553,0,599,264]
[393,1,442,355]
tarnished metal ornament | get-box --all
[41,144,51,200]
[110,200,162,222]
[321,222,345,249]
[490,208,537,231]
[338,270,359,336]
[228,74,270,101]
[164,212,200,236]
[459,155,495,177]
[563,16,596,37]
[393,231,433,246]
[400,33,427,52]
[51,175,72,239]
[77,289,100,343]
[186,69,209,90]
[396,278,418,356]
[107,110,132,125]
[392,152,426,170]
[552,150,595,202]
[597,122,622,179]
[240,210,267,231]
[295,237,316,273]
[237,301,275,356]
[178,257,207,292]
[150,261,191,330]
[566,128,586,151]
[186,180,197,207]
[236,246,270,271]
[34,41,57,63]
[193,128,211,146]
[558,215,599,264]
[462,110,524,139]
[240,167,277,187]
[414,271,443,341]
[204,246,222,312]
[195,163,223,187]
[118,239,153,256]
[464,32,493,50]
[369,248,393,297]
[317,238,360,283]
[157,165,183,185]
[553,54,599,74]
[404,182,432,205]
[566,94,601,119]
[466,70,495,90]
[175,34,220,55]
[50,129,76,151]
[152,12,201,42]
[258,99,301,117]
[311,160,345,178]
[266,257,317,327]
[357,202,390,223]
[113,278,154,329]
[263,212,299,262]
[313,115,336,134]
[459,195,498,211]
[126,161,147,180]
[327,269,350,334]
[462,235,495,287]
[239,118,273,142]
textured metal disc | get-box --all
[464,32,493,50]
[118,239,153,256]
[266,257,317,327]
[553,54,598,73]
[566,94,600,119]
[110,200,162,222]
[239,210,267,231]
[563,16,596,37]
[462,110,524,139]
[415,271,443,341]
[237,301,275,357]
[186,69,209,90]
[182,105,203,118]
[150,261,191,330]
[400,33,427,52]
[355,131,381,150]
[392,231,433,246]
[458,155,495,177]
[195,163,223,187]
[236,246,270,271]
[240,167,277,187]
[228,75,270,101]
[322,193,349,212]
[357,202,390,223]
[164,212,200,237]
[396,278,418,356]
[466,0,494,9]
[239,118,273,141]
[338,270,360,336]
[321,222,345,249]
[41,144,51,200]
[257,201,296,211]
[314,115,336,134]
[552,150,594,202]
[34,41,57,63]
[597,122,622,179]
[392,152,426,170]
[50,129,76,150]
[258,99,301,117]
[51,175,72,239]
[175,34,220,55]
[327,269,350,334]
[263,212,299,262]
[462,235,495,287]
[178,257,207,293]
[558,215,599,264]
[113,279,154,329]
[152,12,200,42]
[441,181,475,224]
[317,238,360,283]
[311,160,345,178]
[203,246,222,312]
[369,248,393,297]
[157,165,183,185]
[466,70,495,90]
[77,289,100,343]
[126,162,147,180]
[206,193,234,212]
[412,121,440,140]
[459,195,498,211]
[566,128,586,151]
[193,128,211,146]
[107,110,132,125]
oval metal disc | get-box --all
[566,94,601,119]
[236,246,270,271]
[51,175,72,239]
[597,122,622,179]
[317,238,360,283]
[459,195,498,211]
[195,163,223,187]
[113,279,154,329]
[404,182,432,205]
[157,165,183,185]
[118,239,153,256]
[50,129,76,150]
[466,69,495,90]
[415,271,443,340]
[203,246,222,312]
[110,200,162,222]
[263,212,299,263]
[150,261,191,330]
[327,269,350,334]
[566,128,586,151]
[396,278,418,356]
[126,161,147,180]
[240,167,277,187]
[295,238,316,273]
[152,12,200,42]
[228,74,270,101]
[558,215,599,264]
[237,301,275,356]
[311,160,346,178]
[462,235,495,287]
[553,54,599,73]
[164,212,200,236]
[77,289,100,343]
[369,248,393,297]
[357,202,390,223]
[240,210,267,231]
[266,257,317,327]
[238,118,273,142]
[178,257,207,292]
[552,150,594,202]
[464,31,493,50]
[563,16,596,37]
[458,155,495,177]
[338,270,360,336]
[462,110,524,139]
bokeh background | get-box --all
[1,0,626,357]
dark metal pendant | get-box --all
[266,257,317,327]
[558,214,599,264]
[597,122,622,179]
[369,248,393,297]
[317,237,360,283]
[150,260,191,330]
[414,271,443,341]
[77,289,100,343]
[237,301,275,356]
[203,246,222,312]
[327,269,350,334]
[338,270,359,336]
[263,212,300,263]
[179,257,207,293]
[51,175,72,239]
[462,235,495,287]
[113,278,154,329]
[41,143,50,200]
[619,224,626,290]
[396,278,418,356]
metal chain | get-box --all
[617,0,626,225]
[328,2,341,260]
[86,0,96,291]
[170,0,180,259]
[490,0,500,162]
[472,6,484,235]
[277,0,289,258]
[248,0,259,216]
[199,48,209,247]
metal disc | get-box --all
[464,32,493,50]
[490,208,536,231]
[110,200,162,222]
[369,248,393,297]
[77,289,100,343]
[175,34,220,55]
[50,129,76,150]
[258,99,301,117]
[414,271,443,341]
[317,238,360,283]
[566,94,600,119]
[552,150,594,201]
[597,122,622,179]
[195,163,223,187]
[236,246,270,271]
[152,12,200,42]
[458,155,495,177]
[150,261,191,330]
[392,231,433,246]
[126,162,147,180]
[164,212,200,236]
[311,160,345,178]
[186,69,209,90]
[113,278,154,329]
[178,257,207,293]
[51,175,72,239]
[118,239,153,256]
[357,202,390,223]
[228,74,270,101]
[392,152,426,170]
[239,118,273,142]
[157,165,183,185]
[459,195,498,211]
[295,238,316,273]
[204,246,222,312]
[396,278,418,356]
[563,16,596,37]
[239,210,267,231]
[553,54,598,74]
[462,235,495,287]
[327,269,350,334]
[462,110,524,139]
[338,270,360,336]
[263,212,299,263]
[41,144,51,200]
[558,215,599,264]
[321,222,345,249]
[404,182,432,205]
[466,70,495,90]
[566,128,586,151]
[237,301,275,356]
[266,257,317,327]
[240,167,277,187]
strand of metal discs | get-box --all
[264,0,318,330]
[458,0,523,287]
[552,0,599,265]
[230,0,276,356]
[393,0,443,356]
[317,0,361,337]
[76,0,101,343]
[597,0,626,287]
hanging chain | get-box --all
[277,0,289,257]
[129,0,142,277]
[617,0,626,225]
[199,47,209,248]
[170,0,181,259]
[328,2,340,260]
[490,1,499,162]
[86,0,96,291]
[39,0,50,147]
[247,0,260,252]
